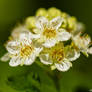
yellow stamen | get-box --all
[51,49,64,63]
[20,45,34,57]
[43,28,56,38]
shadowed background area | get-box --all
[0,0,92,92]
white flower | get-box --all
[11,25,39,40]
[39,43,80,72]
[72,33,92,56]
[2,32,42,67]
[35,16,71,48]
[11,25,29,39]
[72,22,85,36]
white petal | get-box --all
[31,34,41,39]
[35,16,48,31]
[66,50,80,61]
[11,25,30,39]
[0,53,10,62]
[20,30,40,40]
[24,47,43,65]
[19,31,32,41]
[24,54,36,65]
[43,39,57,48]
[9,56,21,67]
[6,41,20,54]
[57,29,71,41]
[19,33,33,46]
[87,47,92,54]
[70,51,80,61]
[40,54,52,65]
[55,60,72,72]
[50,16,64,30]
[24,47,42,65]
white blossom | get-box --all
[35,16,71,48]
[72,33,92,56]
[0,8,92,72]
[2,31,42,66]
[39,43,80,71]
[11,25,40,40]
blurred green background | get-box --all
[0,0,92,92]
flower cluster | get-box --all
[1,7,92,72]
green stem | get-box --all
[35,59,61,92]
[53,71,61,92]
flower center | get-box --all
[43,28,56,38]
[20,45,34,57]
[51,49,64,63]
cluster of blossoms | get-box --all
[1,7,92,72]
